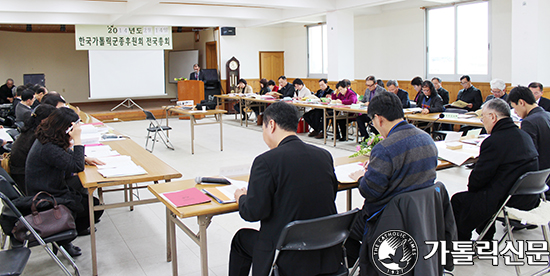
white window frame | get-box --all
[425,0,491,82]
[307,24,328,79]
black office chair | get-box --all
[143,110,174,152]
[0,192,79,276]
[269,208,360,276]
[476,168,550,276]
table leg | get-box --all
[89,188,98,276]
[239,98,243,126]
[333,110,337,147]
[323,109,327,144]
[166,108,170,138]
[346,190,352,211]
[198,215,210,276]
[129,184,134,211]
[219,114,224,151]
[166,208,172,262]
[170,213,178,276]
[191,115,195,154]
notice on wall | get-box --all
[75,25,172,50]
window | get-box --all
[307,24,328,77]
[426,1,489,81]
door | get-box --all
[259,51,284,82]
[205,41,217,70]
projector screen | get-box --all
[88,50,166,99]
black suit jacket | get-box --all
[457,85,482,111]
[468,117,539,211]
[278,83,295,98]
[522,107,550,170]
[416,93,444,113]
[538,97,550,112]
[238,135,340,276]
[189,70,205,81]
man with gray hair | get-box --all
[386,79,410,108]
[451,98,540,241]
[484,78,508,103]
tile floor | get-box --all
[8,115,549,275]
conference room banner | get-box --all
[75,25,172,50]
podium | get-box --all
[178,80,204,104]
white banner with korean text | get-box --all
[75,25,172,50]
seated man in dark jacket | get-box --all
[229,101,340,276]
[451,98,540,241]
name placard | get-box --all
[75,25,172,50]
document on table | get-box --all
[202,178,248,204]
[161,188,211,208]
[84,144,120,158]
[0,128,14,142]
[96,155,147,178]
[334,162,365,183]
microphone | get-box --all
[195,176,231,185]
[439,113,445,118]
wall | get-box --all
[354,7,425,80]
[282,25,308,78]
[0,31,89,102]
[490,0,512,82]
[219,27,284,79]
[0,30,197,103]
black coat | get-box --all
[416,92,444,113]
[468,117,539,210]
[437,87,450,105]
[521,107,550,170]
[189,70,205,81]
[360,183,456,276]
[278,83,295,98]
[457,85,483,111]
[26,141,85,213]
[238,135,340,276]
[538,97,550,112]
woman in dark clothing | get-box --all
[258,78,271,95]
[26,107,104,256]
[417,80,444,114]
[9,104,56,192]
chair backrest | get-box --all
[276,208,359,252]
[0,174,20,200]
[143,110,156,121]
[509,168,550,196]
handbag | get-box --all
[12,191,76,242]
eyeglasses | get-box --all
[366,82,376,88]
[460,82,469,85]
[480,112,494,123]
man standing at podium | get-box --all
[189,63,205,81]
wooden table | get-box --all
[148,151,475,276]
[79,138,182,276]
[164,107,228,154]
[405,112,484,127]
[215,94,245,125]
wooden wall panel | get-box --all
[219,79,550,106]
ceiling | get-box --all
[0,0,472,30]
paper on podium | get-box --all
[335,162,364,183]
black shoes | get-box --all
[54,242,82,257]
[77,227,97,236]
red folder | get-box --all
[161,187,211,207]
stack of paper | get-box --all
[84,144,120,158]
[202,178,248,204]
[96,155,147,178]
[334,162,364,183]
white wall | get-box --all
[282,25,308,78]
[491,0,512,83]
[219,27,284,79]
[354,7,425,80]
[537,0,550,85]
